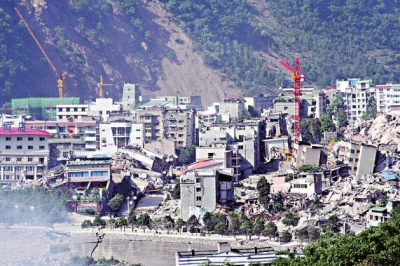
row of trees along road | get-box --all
[272,207,400,265]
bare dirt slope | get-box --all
[13,1,240,107]
[141,1,241,106]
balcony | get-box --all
[85,128,96,134]
[85,144,97,150]
[85,136,96,142]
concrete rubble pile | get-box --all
[151,199,180,220]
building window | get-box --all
[28,146,33,150]
[196,196,202,201]
[66,108,70,111]
[28,137,34,141]
[6,137,11,141]
[196,187,201,192]
[17,137,22,141]
[208,153,214,159]
[39,146,45,150]
[5,158,10,161]
[40,137,45,141]
[28,158,33,162]
[5,145,11,149]
[58,108,62,111]
[74,108,78,111]
[196,178,201,183]
[58,115,63,119]
[17,158,22,162]
[82,108,86,111]
[17,145,22,150]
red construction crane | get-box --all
[279,57,305,142]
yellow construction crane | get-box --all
[97,75,112,98]
[15,7,67,98]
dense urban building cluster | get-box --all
[2,78,400,265]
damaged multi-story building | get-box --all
[180,169,235,221]
[291,142,328,168]
[337,141,377,176]
[197,119,264,179]
[134,106,196,147]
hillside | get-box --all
[1,0,400,107]
[0,0,240,107]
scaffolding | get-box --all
[12,97,79,120]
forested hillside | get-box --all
[264,0,400,86]
[0,0,400,107]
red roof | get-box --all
[375,84,400,89]
[0,127,50,136]
[182,159,223,174]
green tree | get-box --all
[171,182,181,199]
[327,94,345,117]
[361,96,377,120]
[300,119,313,143]
[256,176,270,208]
[137,213,151,229]
[336,111,348,127]
[115,217,128,231]
[280,231,292,242]
[174,218,186,232]
[81,219,93,229]
[263,221,278,240]
[128,215,137,231]
[187,214,200,227]
[282,212,299,227]
[240,219,253,240]
[379,193,388,207]
[252,217,265,239]
[215,221,228,235]
[93,215,106,228]
[107,193,124,212]
[161,215,175,233]
[176,145,196,165]
[248,105,260,118]
[320,113,335,133]
[307,226,321,242]
[323,214,342,233]
[296,227,308,244]
[270,193,284,213]
[228,212,241,236]
[297,164,319,172]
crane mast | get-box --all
[15,7,66,98]
[279,57,305,143]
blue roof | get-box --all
[141,99,171,107]
[380,170,399,181]
[349,78,360,86]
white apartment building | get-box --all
[56,104,89,121]
[336,79,375,124]
[375,84,400,115]
[99,120,144,153]
[0,125,50,182]
[88,98,122,121]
